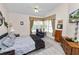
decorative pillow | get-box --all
[2,36,15,47]
[8,32,16,39]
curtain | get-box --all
[29,16,55,34]
[43,16,55,34]
[30,17,44,34]
[50,16,55,36]
[50,18,53,32]
[29,17,34,34]
[52,19,55,36]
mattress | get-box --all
[13,36,35,55]
[0,38,8,50]
[0,35,45,55]
[0,36,35,55]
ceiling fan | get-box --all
[33,6,39,13]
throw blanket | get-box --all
[0,36,35,55]
[30,35,45,50]
[0,35,45,55]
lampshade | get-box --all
[10,28,15,32]
[9,27,15,33]
[33,6,39,13]
[34,9,39,13]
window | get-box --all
[32,20,53,33]
[43,20,48,32]
[32,20,43,33]
[44,20,53,33]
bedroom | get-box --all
[0,3,79,55]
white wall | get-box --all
[1,3,79,38]
[0,4,30,36]
[46,3,79,38]
[0,3,69,38]
[67,3,79,38]
[45,4,69,38]
[8,12,30,36]
[0,4,8,36]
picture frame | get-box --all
[20,21,24,25]
[69,9,79,23]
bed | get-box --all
[0,33,45,55]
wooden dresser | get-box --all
[61,38,79,55]
[55,30,62,42]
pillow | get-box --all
[2,36,15,47]
[8,32,16,39]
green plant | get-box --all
[70,9,79,20]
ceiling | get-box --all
[3,3,61,16]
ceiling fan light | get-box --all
[35,9,39,13]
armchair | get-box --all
[36,29,45,38]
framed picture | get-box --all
[20,21,24,25]
[69,9,79,23]
[57,24,63,29]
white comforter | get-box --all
[0,36,35,55]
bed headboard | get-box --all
[0,33,8,40]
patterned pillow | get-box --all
[2,36,15,47]
[8,32,16,39]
